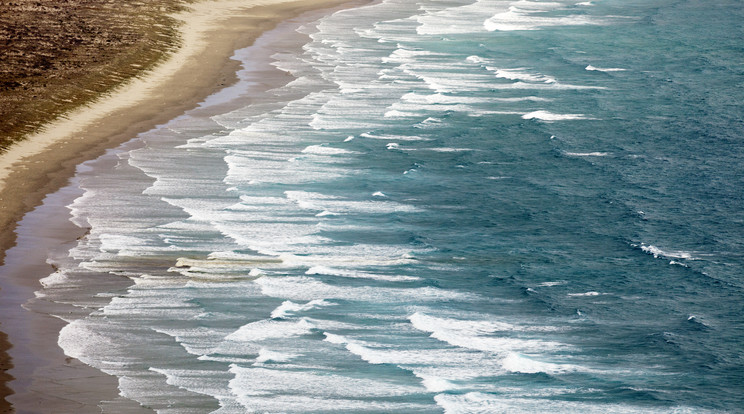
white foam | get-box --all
[484,5,606,32]
[228,365,423,400]
[417,117,443,127]
[502,352,582,374]
[586,65,627,72]
[301,144,355,155]
[225,318,315,342]
[285,190,421,214]
[564,151,609,157]
[255,348,300,363]
[538,281,566,287]
[58,320,119,366]
[489,67,556,83]
[640,244,696,260]
[522,111,592,121]
[425,147,474,152]
[567,291,602,297]
[39,270,69,288]
[148,367,231,400]
[315,210,339,217]
[307,265,421,282]
[323,332,348,345]
[494,96,553,102]
[512,1,564,9]
[382,46,442,64]
[418,374,458,392]
[401,92,492,105]
[435,392,661,413]
[257,277,473,303]
[270,299,335,319]
[359,132,431,141]
[409,312,563,353]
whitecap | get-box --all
[39,270,69,289]
[257,277,472,303]
[301,145,355,155]
[640,244,696,260]
[270,299,335,319]
[359,132,431,141]
[225,318,315,342]
[425,147,474,152]
[228,365,423,400]
[255,348,301,363]
[485,6,606,32]
[502,352,583,374]
[489,67,557,83]
[306,265,421,282]
[417,374,458,393]
[408,313,564,354]
[522,111,593,121]
[586,65,627,72]
[564,151,609,157]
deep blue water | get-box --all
[31,0,744,412]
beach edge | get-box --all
[0,0,359,411]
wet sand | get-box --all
[0,0,358,411]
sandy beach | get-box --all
[0,0,357,411]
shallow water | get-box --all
[28,0,744,412]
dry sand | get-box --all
[0,0,358,411]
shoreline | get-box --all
[0,0,359,411]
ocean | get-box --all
[23,0,744,412]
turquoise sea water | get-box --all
[29,0,744,412]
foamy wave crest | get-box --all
[255,348,301,363]
[384,110,417,118]
[502,352,584,374]
[522,111,593,121]
[285,190,421,214]
[39,270,70,289]
[307,265,421,282]
[414,0,497,35]
[359,132,431,141]
[58,320,120,366]
[567,291,603,297]
[323,333,508,391]
[484,3,606,32]
[416,373,459,393]
[586,65,627,72]
[434,392,656,413]
[382,46,443,64]
[401,92,492,105]
[494,96,553,102]
[257,277,474,303]
[640,244,696,260]
[564,151,609,157]
[301,144,355,155]
[425,147,474,153]
[228,365,424,403]
[225,318,315,342]
[489,67,557,83]
[270,299,335,319]
[409,312,563,354]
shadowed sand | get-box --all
[0,0,359,411]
